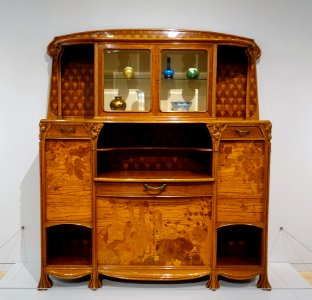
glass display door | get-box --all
[159,47,210,113]
[103,48,152,112]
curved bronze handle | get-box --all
[144,183,167,192]
[60,127,76,134]
[235,128,250,137]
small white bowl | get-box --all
[171,101,192,112]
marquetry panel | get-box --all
[44,140,92,222]
[217,141,265,223]
[49,66,58,116]
[97,197,212,266]
[61,61,94,117]
[217,197,263,223]
[248,61,259,119]
[216,64,247,118]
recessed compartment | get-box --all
[216,46,248,118]
[46,224,92,265]
[96,123,213,180]
[217,225,262,266]
[60,44,94,117]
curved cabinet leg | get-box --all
[88,273,102,290]
[206,273,220,290]
[257,272,271,290]
[37,272,53,290]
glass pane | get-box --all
[160,50,208,112]
[103,50,151,112]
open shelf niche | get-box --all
[96,123,213,181]
[46,224,92,266]
[217,225,262,266]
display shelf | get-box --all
[95,171,214,182]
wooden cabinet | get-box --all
[38,29,271,290]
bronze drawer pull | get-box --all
[144,183,167,192]
[60,127,76,134]
[235,128,250,137]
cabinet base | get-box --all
[98,265,210,281]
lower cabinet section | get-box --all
[38,121,271,290]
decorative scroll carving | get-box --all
[85,123,103,139]
[39,121,49,141]
[207,124,226,151]
[48,43,63,58]
[263,122,272,141]
[246,45,261,63]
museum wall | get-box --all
[1,0,312,267]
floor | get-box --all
[0,263,311,300]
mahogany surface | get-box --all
[38,29,271,290]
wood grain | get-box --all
[45,140,92,222]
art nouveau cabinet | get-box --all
[38,29,272,290]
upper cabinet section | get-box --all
[46,29,261,120]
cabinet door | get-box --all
[217,141,265,223]
[97,197,212,267]
[44,140,92,223]
[159,45,212,113]
[101,46,152,112]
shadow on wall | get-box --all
[20,154,41,281]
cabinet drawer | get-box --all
[96,182,213,197]
[46,124,88,138]
[222,126,263,139]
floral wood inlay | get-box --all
[218,142,264,195]
[45,140,91,185]
[97,197,212,266]
[45,140,92,222]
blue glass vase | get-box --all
[162,57,174,79]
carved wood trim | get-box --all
[207,124,227,151]
[39,121,50,141]
[85,123,103,139]
[47,29,260,57]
